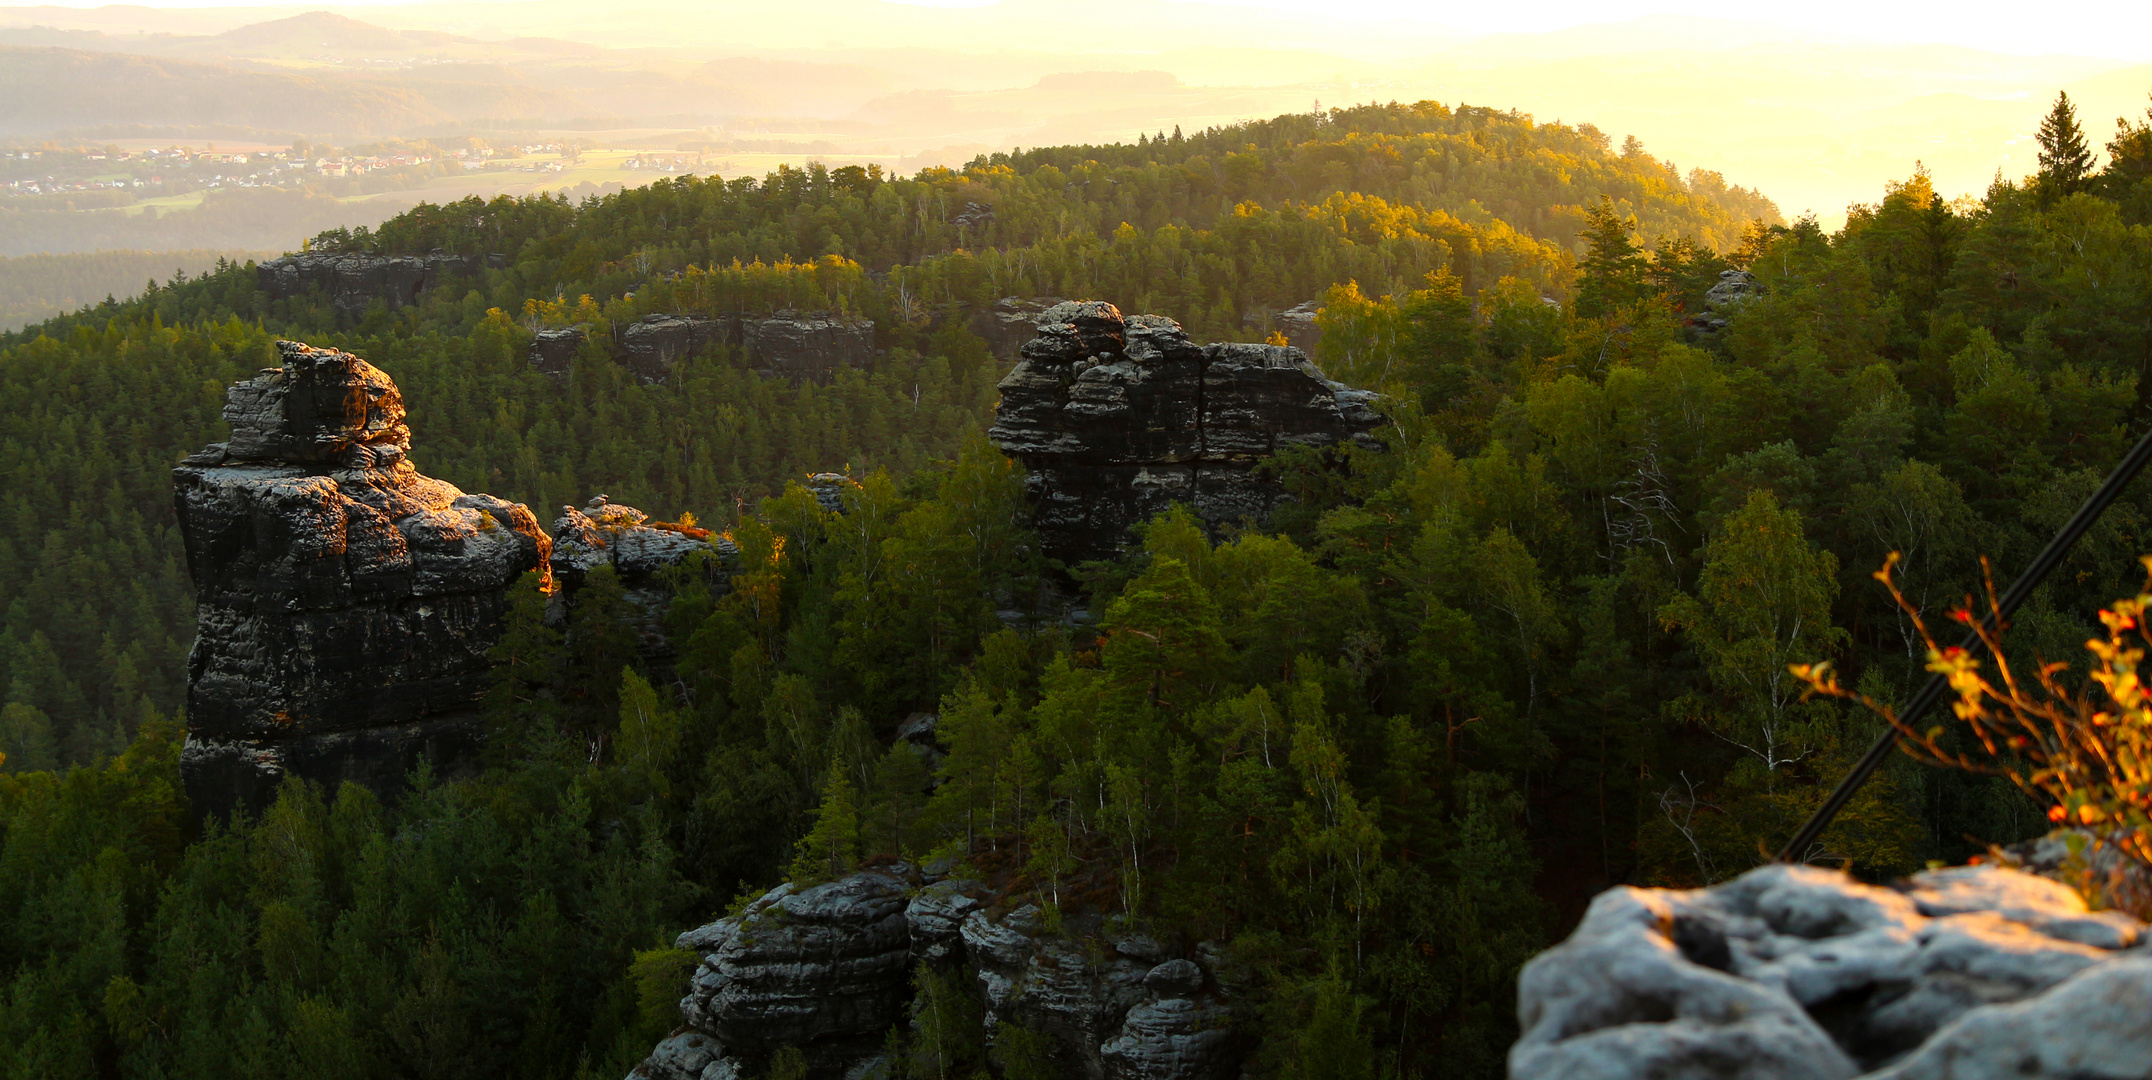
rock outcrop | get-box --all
[988,301,1382,566]
[619,314,736,382]
[615,312,875,384]
[1690,268,1761,337]
[257,251,504,320]
[632,867,1242,1080]
[805,472,861,514]
[550,496,736,673]
[530,327,588,378]
[174,340,550,815]
[743,312,876,381]
[963,903,1235,1080]
[1512,861,2152,1080]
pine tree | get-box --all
[788,754,861,883]
[1574,198,1648,320]
[2036,91,2097,201]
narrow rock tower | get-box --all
[173,340,550,815]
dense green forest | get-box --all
[0,250,273,330]
[5,94,2152,1079]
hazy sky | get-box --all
[15,0,2151,225]
[27,0,2152,59]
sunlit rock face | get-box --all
[987,301,1382,566]
[173,340,549,816]
[257,251,503,320]
[1511,861,2152,1080]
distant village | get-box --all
[0,141,708,201]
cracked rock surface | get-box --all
[174,340,549,815]
[1512,862,2152,1080]
[987,301,1381,565]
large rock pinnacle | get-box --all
[173,340,550,815]
[987,301,1382,566]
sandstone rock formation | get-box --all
[550,496,736,672]
[952,200,995,230]
[631,867,1242,1080]
[805,472,861,514]
[174,340,550,815]
[743,313,875,381]
[963,903,1235,1080]
[529,327,588,378]
[1512,861,2152,1080]
[615,312,875,384]
[1690,268,1761,337]
[988,301,1382,566]
[257,251,504,320]
[619,314,734,382]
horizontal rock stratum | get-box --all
[1512,861,2152,1080]
[987,300,1382,566]
[257,251,504,320]
[173,340,549,815]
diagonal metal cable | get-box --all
[1777,420,2152,864]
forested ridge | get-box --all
[4,93,2151,1079]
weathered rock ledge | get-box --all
[174,340,549,814]
[604,311,876,384]
[1512,860,2152,1080]
[258,251,504,320]
[988,301,1381,566]
[631,867,1241,1080]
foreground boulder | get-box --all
[258,251,503,320]
[988,301,1382,566]
[1512,861,2152,1079]
[632,867,1242,1080]
[173,340,549,815]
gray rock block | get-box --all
[1512,862,2152,1080]
[1101,996,1235,1080]
[530,327,586,378]
[1867,956,2152,1079]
